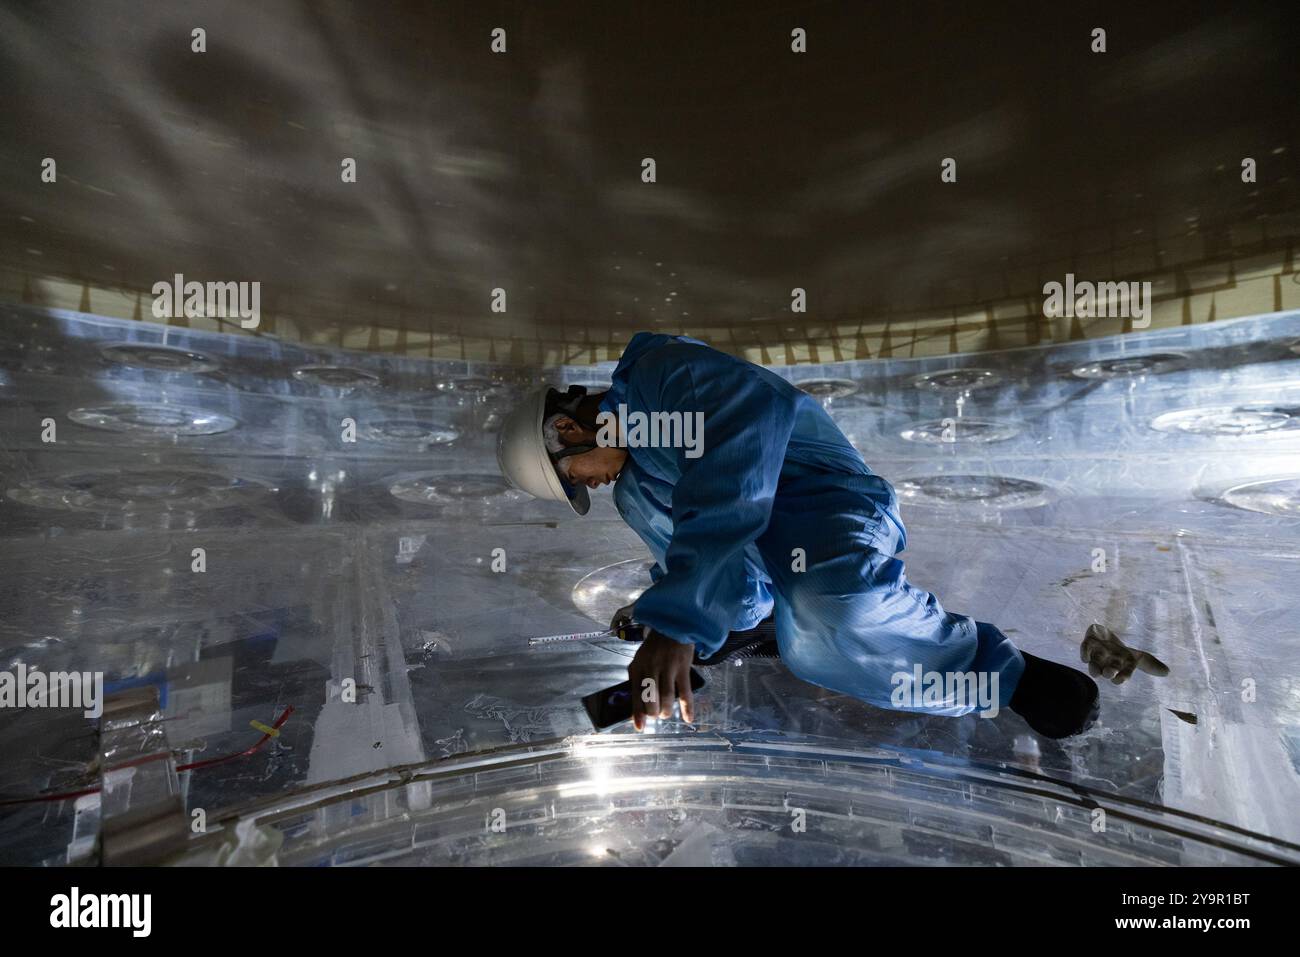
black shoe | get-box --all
[695,616,780,667]
[1009,651,1100,738]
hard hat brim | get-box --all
[497,387,591,516]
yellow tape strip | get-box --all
[249,720,279,737]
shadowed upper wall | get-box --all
[1,0,1296,363]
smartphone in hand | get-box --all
[581,668,706,730]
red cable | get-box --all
[0,705,295,807]
[177,704,295,772]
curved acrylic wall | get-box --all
[1,303,1298,865]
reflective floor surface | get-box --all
[1,304,1298,865]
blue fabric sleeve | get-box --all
[630,359,798,655]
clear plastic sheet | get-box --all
[1,303,1298,865]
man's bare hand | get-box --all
[1080,623,1170,684]
[628,630,696,731]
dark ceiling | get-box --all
[1,0,1296,345]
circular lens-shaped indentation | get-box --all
[361,418,459,447]
[99,343,219,373]
[899,418,1021,444]
[6,469,274,512]
[389,472,517,506]
[895,474,1051,509]
[1215,477,1300,517]
[1150,405,1300,437]
[293,365,380,388]
[795,378,859,400]
[910,369,1002,392]
[1071,352,1188,379]
[68,403,238,436]
[571,558,657,626]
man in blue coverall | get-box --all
[498,333,1153,738]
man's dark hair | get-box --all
[545,385,598,428]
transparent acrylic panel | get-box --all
[1,303,1298,865]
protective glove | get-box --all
[1080,623,1170,684]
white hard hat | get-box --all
[496,387,591,515]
